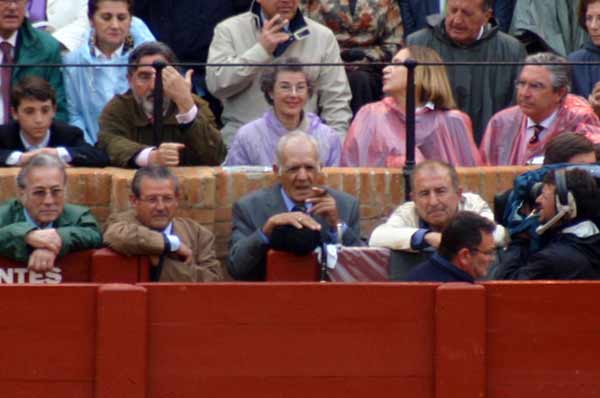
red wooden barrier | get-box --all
[0,285,97,397]
[141,283,437,398]
[0,249,150,284]
[485,281,600,398]
[266,250,320,281]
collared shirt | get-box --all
[162,221,181,252]
[24,208,54,229]
[5,130,71,166]
[525,109,559,164]
[0,31,18,124]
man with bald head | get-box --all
[228,131,362,281]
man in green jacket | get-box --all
[0,0,66,123]
[98,41,227,168]
[0,154,102,272]
[407,0,526,143]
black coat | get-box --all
[495,223,600,280]
[0,120,109,167]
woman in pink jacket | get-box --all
[341,46,481,167]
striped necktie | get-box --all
[529,124,544,145]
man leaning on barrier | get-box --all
[206,0,352,144]
[103,166,226,282]
[98,41,227,168]
[406,211,497,282]
[0,154,102,272]
[228,131,362,281]
[481,52,600,166]
[368,160,505,279]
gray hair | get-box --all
[275,130,320,171]
[524,52,571,92]
[260,57,313,106]
[131,166,179,197]
[410,160,460,193]
[16,154,67,190]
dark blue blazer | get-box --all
[0,121,109,167]
[406,253,475,282]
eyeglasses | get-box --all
[30,188,65,200]
[138,195,176,206]
[469,248,497,258]
[276,83,308,95]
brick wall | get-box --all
[0,166,531,260]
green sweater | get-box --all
[0,199,102,262]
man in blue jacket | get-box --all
[407,211,497,282]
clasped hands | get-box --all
[25,229,62,272]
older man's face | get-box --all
[257,0,299,22]
[445,0,491,45]
[130,177,179,230]
[0,0,26,39]
[411,167,462,231]
[20,167,66,227]
[274,139,320,205]
[516,65,564,123]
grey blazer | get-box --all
[228,184,363,280]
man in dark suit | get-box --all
[0,76,108,167]
[228,131,363,281]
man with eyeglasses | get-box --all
[228,131,362,281]
[0,153,102,272]
[206,0,352,145]
[103,166,225,282]
[98,41,227,168]
[0,0,67,123]
[406,211,496,282]
[480,52,600,165]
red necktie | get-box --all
[529,124,544,145]
[0,41,13,124]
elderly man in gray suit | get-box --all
[228,131,363,280]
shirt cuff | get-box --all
[410,228,430,250]
[258,229,270,245]
[135,147,155,167]
[56,147,72,163]
[175,104,198,125]
[6,151,22,166]
[165,234,181,252]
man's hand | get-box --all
[174,242,193,265]
[424,232,442,249]
[148,142,185,166]
[18,148,60,166]
[258,13,290,54]
[162,65,195,114]
[262,211,321,238]
[306,187,339,228]
[28,248,57,273]
[25,229,62,254]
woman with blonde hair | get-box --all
[341,46,481,167]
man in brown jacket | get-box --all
[103,166,225,282]
[97,41,227,168]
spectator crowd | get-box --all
[1,0,600,282]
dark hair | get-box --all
[544,132,595,164]
[127,41,178,76]
[16,154,67,190]
[578,0,600,30]
[410,160,460,193]
[260,57,313,105]
[10,76,56,109]
[543,168,600,220]
[131,166,179,197]
[437,211,496,260]
[88,0,134,20]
